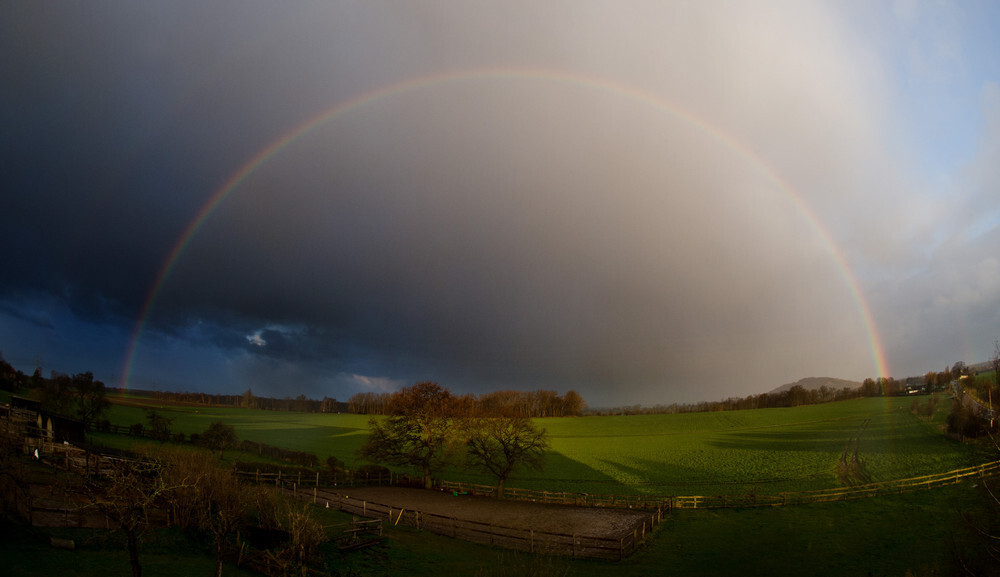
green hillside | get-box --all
[94,394,982,496]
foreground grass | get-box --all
[321,479,999,577]
[0,522,260,577]
[5,438,998,577]
[5,479,996,577]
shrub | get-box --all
[947,400,987,438]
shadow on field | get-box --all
[597,456,709,485]
[511,451,623,490]
[706,413,959,458]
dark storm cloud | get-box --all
[0,299,54,330]
[3,2,999,405]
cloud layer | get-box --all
[2,1,999,406]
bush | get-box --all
[238,439,318,467]
[128,423,145,437]
[326,456,345,471]
[948,400,987,438]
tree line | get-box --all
[136,388,344,414]
[588,368,976,417]
[347,387,586,418]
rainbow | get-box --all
[121,67,890,390]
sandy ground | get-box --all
[321,486,652,538]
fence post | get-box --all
[572,534,576,557]
[313,486,317,504]
[620,537,624,561]
[530,529,534,553]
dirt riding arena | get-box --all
[308,486,660,559]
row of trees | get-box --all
[145,388,343,413]
[590,384,875,416]
[360,382,549,497]
[347,387,586,418]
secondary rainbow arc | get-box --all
[121,66,890,390]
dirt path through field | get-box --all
[320,486,651,538]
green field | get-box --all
[8,391,1000,576]
[92,394,986,497]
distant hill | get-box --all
[768,377,862,395]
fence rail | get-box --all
[233,468,402,490]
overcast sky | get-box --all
[2,1,999,407]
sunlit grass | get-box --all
[99,395,983,495]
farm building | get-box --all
[9,395,87,444]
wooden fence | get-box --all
[438,481,669,509]
[306,488,659,560]
[232,467,401,490]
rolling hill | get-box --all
[767,376,861,395]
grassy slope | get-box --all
[521,396,980,495]
[97,395,984,496]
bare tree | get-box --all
[465,417,548,498]
[201,466,254,577]
[280,501,325,573]
[360,382,458,488]
[87,458,174,577]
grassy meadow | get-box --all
[90,393,987,497]
[8,390,1000,576]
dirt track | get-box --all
[322,486,651,538]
